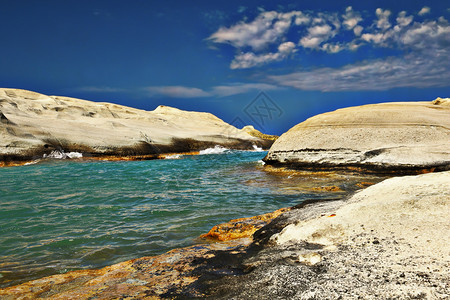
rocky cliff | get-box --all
[0,88,273,164]
[264,99,450,173]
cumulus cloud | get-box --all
[208,11,303,51]
[300,24,334,49]
[375,8,392,30]
[269,16,450,91]
[145,86,211,98]
[418,7,430,16]
[342,6,362,30]
[230,41,296,69]
[209,5,450,95]
[353,25,363,36]
[396,11,413,28]
[209,7,368,66]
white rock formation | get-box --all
[0,88,272,162]
[265,100,450,170]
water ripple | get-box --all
[0,151,384,288]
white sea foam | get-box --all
[252,144,264,151]
[258,159,265,165]
[165,154,182,159]
[43,150,83,159]
[66,152,83,159]
[199,145,229,155]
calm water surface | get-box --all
[0,150,384,287]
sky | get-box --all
[1,0,449,135]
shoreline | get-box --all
[0,170,448,298]
[0,151,201,168]
[0,194,346,297]
[0,147,268,168]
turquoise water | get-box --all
[0,151,381,287]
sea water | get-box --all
[0,150,383,287]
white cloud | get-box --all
[144,83,281,98]
[211,83,280,97]
[299,23,340,51]
[361,32,387,44]
[208,11,302,51]
[396,11,413,27]
[353,25,363,36]
[418,7,431,16]
[266,11,450,92]
[145,86,211,98]
[208,4,450,93]
[230,41,296,69]
[269,50,450,91]
[321,43,342,53]
[342,6,362,30]
[400,19,450,49]
[269,16,450,92]
[375,8,392,30]
[308,24,332,36]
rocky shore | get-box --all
[0,88,274,166]
[1,171,448,299]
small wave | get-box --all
[258,160,265,165]
[164,154,182,159]
[252,144,264,151]
[67,152,83,159]
[43,150,83,159]
[199,145,229,155]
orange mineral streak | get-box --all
[355,182,375,188]
[311,185,343,192]
[0,240,249,299]
[0,161,29,167]
[200,207,291,241]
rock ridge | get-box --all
[0,88,274,165]
[264,99,450,172]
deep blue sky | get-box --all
[1,0,449,134]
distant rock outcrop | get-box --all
[264,99,450,172]
[0,88,274,164]
[241,125,278,141]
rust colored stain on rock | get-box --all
[355,181,375,188]
[200,207,291,241]
[0,240,249,299]
[311,185,343,192]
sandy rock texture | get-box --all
[264,99,450,172]
[206,171,450,299]
[0,88,272,164]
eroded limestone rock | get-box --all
[264,99,450,172]
[0,88,273,164]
